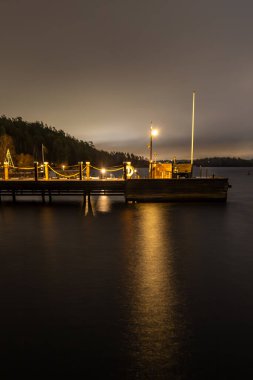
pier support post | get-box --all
[79,162,83,180]
[34,162,38,181]
[149,161,153,179]
[126,162,132,179]
[44,162,49,180]
[86,162,90,180]
[3,162,9,180]
[123,162,127,180]
[123,162,132,180]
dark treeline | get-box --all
[0,116,148,167]
[194,157,253,167]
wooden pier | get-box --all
[0,177,230,203]
[0,160,231,203]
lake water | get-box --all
[0,167,252,378]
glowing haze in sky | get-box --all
[0,0,253,159]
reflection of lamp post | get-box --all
[149,124,158,178]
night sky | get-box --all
[0,0,252,159]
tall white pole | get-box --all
[149,121,153,178]
[191,91,196,165]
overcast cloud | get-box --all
[0,0,252,158]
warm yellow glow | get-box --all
[101,168,106,174]
[62,165,65,170]
[96,195,111,213]
[151,128,158,137]
[124,204,178,365]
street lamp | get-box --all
[149,124,158,178]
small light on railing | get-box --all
[101,168,106,175]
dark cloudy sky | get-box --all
[0,0,253,159]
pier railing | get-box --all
[0,161,134,181]
[0,161,195,181]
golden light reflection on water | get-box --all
[94,196,111,213]
[83,196,111,216]
[124,204,179,371]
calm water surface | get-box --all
[0,168,252,378]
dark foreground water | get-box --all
[0,168,252,379]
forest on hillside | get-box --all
[0,116,148,167]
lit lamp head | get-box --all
[151,128,158,137]
[101,168,106,175]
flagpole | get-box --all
[191,91,196,165]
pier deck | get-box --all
[0,177,230,202]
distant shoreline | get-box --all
[193,158,253,167]
[159,158,253,167]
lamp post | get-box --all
[149,124,158,178]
